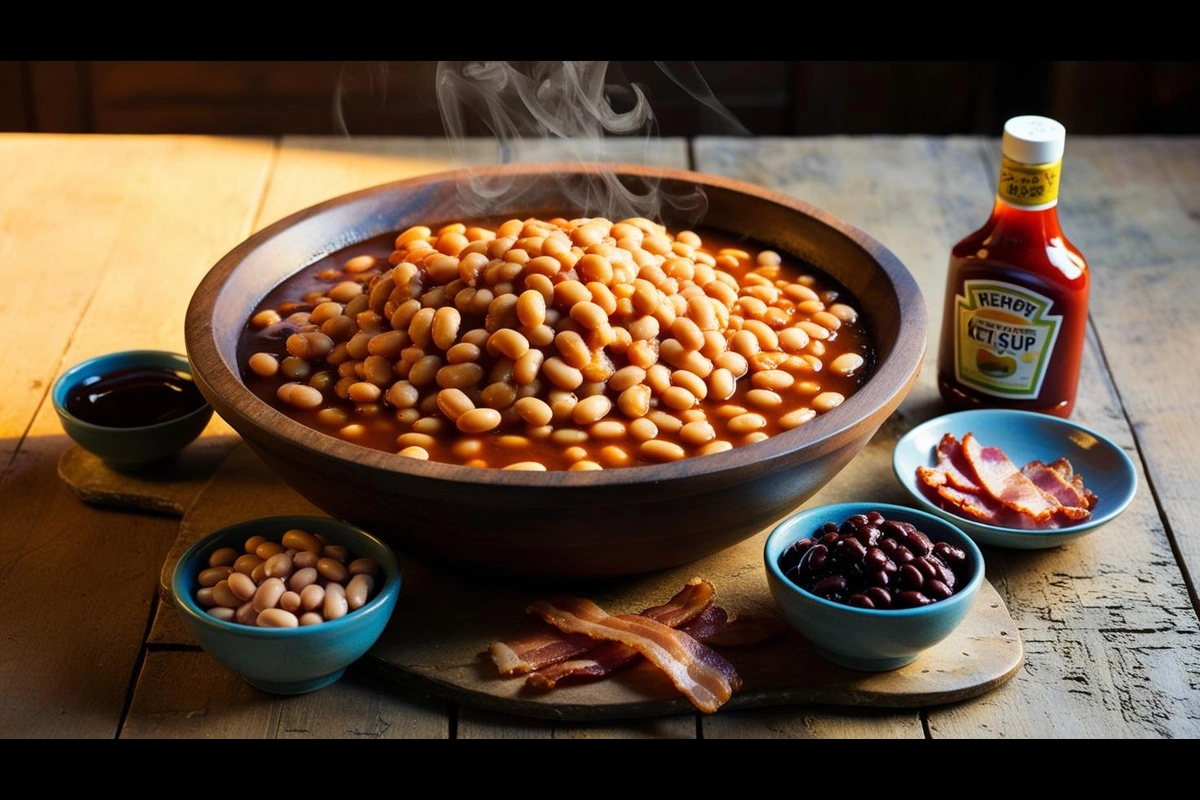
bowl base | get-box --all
[814,648,920,672]
[243,668,346,695]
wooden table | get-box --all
[2,133,1197,739]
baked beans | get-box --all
[239,217,874,470]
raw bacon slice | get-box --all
[527,594,743,714]
[961,432,1062,522]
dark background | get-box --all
[3,61,1197,137]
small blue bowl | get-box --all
[52,350,213,469]
[764,502,985,671]
[170,515,402,695]
[893,409,1137,549]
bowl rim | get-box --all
[891,408,1138,538]
[52,349,212,433]
[170,514,402,637]
[764,501,985,618]
[186,162,927,487]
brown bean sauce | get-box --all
[66,366,206,428]
[237,221,876,471]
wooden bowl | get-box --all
[185,163,926,580]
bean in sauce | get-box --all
[237,217,876,471]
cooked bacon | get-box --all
[523,602,783,691]
[1026,459,1097,508]
[488,630,597,676]
[935,483,1007,524]
[489,577,718,677]
[1022,460,1093,521]
[527,594,743,714]
[961,432,1062,522]
[916,432,1097,529]
[935,432,983,492]
[525,641,640,690]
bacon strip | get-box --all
[1022,459,1096,516]
[527,595,742,714]
[524,641,639,690]
[488,631,597,676]
[916,433,1097,529]
[961,432,1062,521]
[489,578,717,677]
[934,483,1005,524]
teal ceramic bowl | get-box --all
[170,515,402,695]
[764,502,984,671]
[893,409,1137,549]
[52,349,213,469]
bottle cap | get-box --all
[1003,116,1066,165]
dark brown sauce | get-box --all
[65,366,207,428]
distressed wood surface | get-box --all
[0,134,273,738]
[3,133,1197,739]
[694,135,1200,738]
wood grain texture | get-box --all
[694,135,1200,738]
[123,651,449,739]
[1064,138,1200,603]
[0,134,274,737]
[4,133,1197,739]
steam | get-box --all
[435,61,745,225]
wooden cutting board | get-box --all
[64,440,1024,721]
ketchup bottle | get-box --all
[937,115,1090,419]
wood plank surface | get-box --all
[3,133,1196,739]
[1065,137,1200,597]
[693,135,1200,738]
[0,134,274,737]
[123,651,449,739]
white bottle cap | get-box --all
[1003,115,1066,165]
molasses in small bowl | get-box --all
[52,349,214,469]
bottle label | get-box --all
[951,279,1063,399]
[998,156,1060,210]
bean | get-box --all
[257,608,300,628]
[288,566,319,593]
[345,574,376,610]
[640,439,686,462]
[198,566,233,588]
[279,531,320,556]
[780,510,970,611]
[316,557,349,584]
[458,407,502,433]
[263,551,294,579]
[252,577,287,612]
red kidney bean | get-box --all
[780,510,970,610]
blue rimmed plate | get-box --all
[892,409,1137,549]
